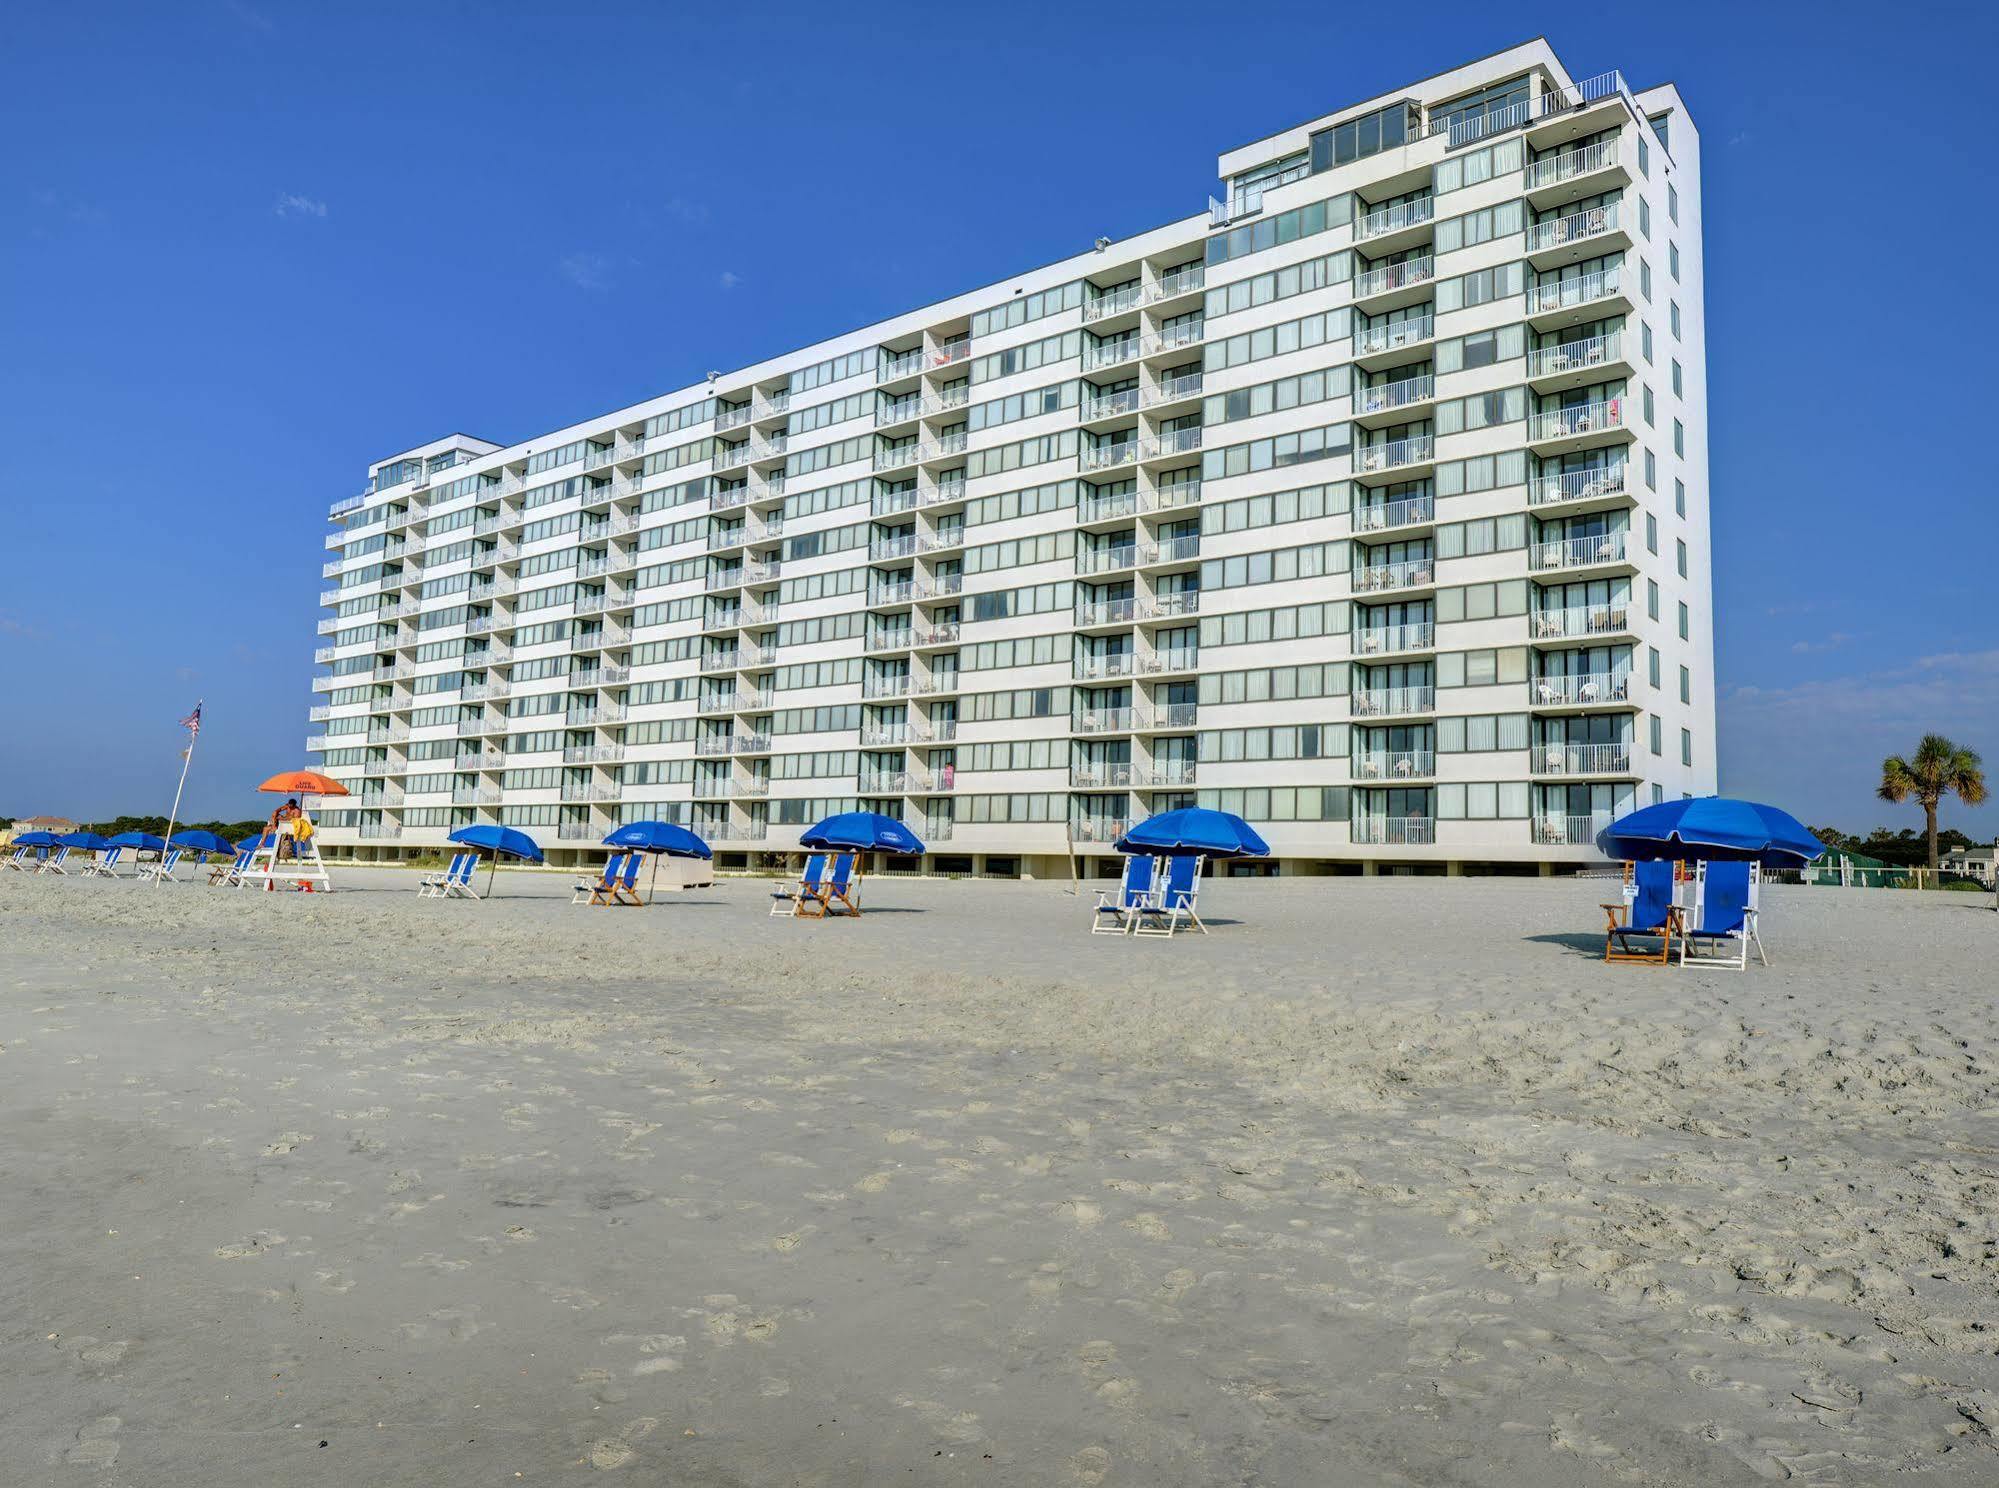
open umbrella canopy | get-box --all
[1596,797,1823,868]
[447,824,546,862]
[107,831,168,852]
[800,811,926,855]
[602,821,713,859]
[59,831,110,851]
[170,829,236,855]
[1115,808,1270,859]
[236,833,276,852]
[14,830,64,847]
[258,770,349,797]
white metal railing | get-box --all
[1351,750,1436,780]
[1140,429,1203,460]
[362,759,398,777]
[733,733,771,753]
[1530,399,1625,441]
[1433,98,1530,148]
[926,386,970,415]
[1082,284,1143,322]
[1353,816,1436,845]
[1352,255,1436,298]
[1148,321,1205,353]
[1355,316,1435,356]
[1538,70,1628,120]
[1070,817,1132,844]
[929,339,972,369]
[1149,264,1205,301]
[1076,597,1138,625]
[873,444,920,473]
[451,786,501,805]
[694,735,734,757]
[1070,764,1135,789]
[1532,742,1631,776]
[1529,671,1631,706]
[1147,590,1201,618]
[867,630,913,653]
[921,574,964,598]
[1527,331,1622,379]
[1076,544,1138,575]
[917,529,962,554]
[1075,707,1144,734]
[870,581,915,606]
[1351,558,1434,593]
[913,623,958,646]
[1533,813,1609,846]
[1145,372,1203,407]
[876,399,922,427]
[1081,388,1141,421]
[1355,196,1434,241]
[1525,138,1620,191]
[1530,465,1626,507]
[1147,534,1201,563]
[910,673,957,696]
[1529,267,1621,315]
[877,352,924,383]
[1350,686,1436,716]
[1084,338,1142,372]
[869,534,918,561]
[1530,606,1632,640]
[923,434,968,460]
[1077,490,1138,523]
[358,822,403,840]
[563,744,624,763]
[454,749,505,769]
[921,479,967,506]
[1075,653,1137,681]
[1353,494,1434,531]
[1528,202,1619,254]
[1352,621,1435,655]
[1081,441,1138,470]
[1355,374,1435,416]
[1137,649,1199,674]
[1354,433,1435,473]
[863,675,912,699]
[730,779,771,798]
[1153,702,1199,728]
[1134,762,1198,787]
[1530,531,1628,570]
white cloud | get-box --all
[559,251,614,290]
[1789,631,1853,654]
[718,270,743,290]
[274,193,327,219]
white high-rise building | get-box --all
[310,40,1714,878]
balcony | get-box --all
[730,779,771,798]
[869,534,919,562]
[869,581,916,608]
[1349,686,1436,717]
[866,629,914,654]
[556,822,599,841]
[858,770,927,794]
[1080,440,1138,472]
[1526,330,1625,388]
[1133,762,1197,788]
[1076,543,1138,575]
[1353,433,1434,478]
[733,732,772,754]
[454,717,489,738]
[1528,398,1627,450]
[1070,817,1131,844]
[563,743,624,763]
[1143,371,1203,409]
[1352,750,1435,780]
[694,735,735,757]
[1081,388,1141,423]
[1144,322,1206,359]
[1353,195,1434,246]
[920,478,968,507]
[559,782,623,803]
[1530,606,1633,641]
[913,623,959,647]
[1145,536,1202,569]
[1070,763,1134,789]
[1353,374,1436,424]
[876,351,925,384]
[1082,284,1143,324]
[1352,494,1434,533]
[1526,267,1626,325]
[1533,814,1610,847]
[1350,255,1436,309]
[1148,264,1205,303]
[454,748,506,769]
[1354,315,1435,363]
[1353,816,1435,846]
[358,822,403,840]
[1145,591,1201,620]
[462,680,512,701]
[1138,429,1203,463]
[1524,137,1621,198]
[1350,557,1434,594]
[1075,653,1138,682]
[1529,672,1633,708]
[1529,464,1629,509]
[862,675,913,699]
[565,703,625,725]
[451,786,502,805]
[1075,597,1139,627]
[1529,531,1630,572]
[1074,707,1144,735]
[1532,742,1633,777]
[1352,621,1435,656]
[1076,489,1138,526]
[362,758,400,777]
[308,704,332,723]
[929,339,972,371]
[1526,202,1624,264]
[1083,339,1142,373]
[316,617,341,636]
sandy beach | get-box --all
[2,868,1994,1485]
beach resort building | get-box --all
[308,38,1715,876]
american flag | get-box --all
[180,701,203,737]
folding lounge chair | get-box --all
[82,847,123,878]
[1092,854,1156,934]
[769,854,826,916]
[5,846,29,871]
[138,848,184,883]
[572,853,623,904]
[39,845,74,875]
[1602,859,1681,964]
[1680,861,1765,969]
[210,847,254,886]
[1133,854,1206,937]
[596,854,643,907]
[799,853,858,917]
[442,854,483,899]
[418,852,472,897]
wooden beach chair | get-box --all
[609,854,645,906]
[572,854,622,904]
[769,854,827,916]
[1602,859,1682,964]
[798,853,858,918]
[590,854,640,906]
[1679,861,1765,970]
[1133,854,1206,937]
[1091,854,1155,935]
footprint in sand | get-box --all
[584,1416,657,1469]
[262,1132,312,1156]
[63,1415,122,1469]
[1123,1212,1170,1241]
[214,1231,287,1260]
[1067,1445,1112,1485]
[857,1171,893,1193]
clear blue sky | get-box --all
[3,0,1994,836]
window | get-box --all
[1674,479,1685,517]
[1648,647,1661,688]
[1644,448,1657,490]
[1679,665,1691,704]
[1670,301,1681,340]
[1639,197,1650,239]
[1669,243,1681,281]
[1668,183,1679,224]
[1311,100,1421,170]
[1676,538,1687,578]
[1681,728,1692,767]
[1642,386,1655,426]
[1671,359,1682,398]
[1647,579,1659,620]
[1651,783,1665,804]
[1638,135,1650,177]
[1673,419,1685,456]
[1641,322,1653,364]
[1640,259,1652,301]
[1426,76,1530,143]
[1677,601,1689,639]
[1650,715,1663,755]
[1646,513,1658,554]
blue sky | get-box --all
[2,0,1994,836]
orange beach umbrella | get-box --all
[258,770,349,797]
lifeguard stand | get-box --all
[238,828,333,892]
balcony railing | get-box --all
[1137,649,1199,675]
[913,623,959,646]
[451,786,501,805]
[1152,702,1199,729]
[358,822,403,840]
[1070,764,1135,789]
[1147,590,1200,618]
[1076,543,1138,575]
[1529,671,1631,706]
[1352,255,1436,298]
[921,478,967,506]
[556,822,599,841]
[1081,440,1138,471]
[1350,686,1436,717]
[1351,558,1434,592]
[1149,264,1205,301]
[1527,203,1619,254]
[1529,400,1625,442]
[1355,316,1435,356]
[1532,742,1632,776]
[454,748,506,769]
[1144,371,1204,407]
[1083,338,1142,372]
[862,675,912,699]
[1530,465,1627,507]
[1081,388,1141,421]
[733,733,772,753]
[1533,813,1610,846]
[869,534,919,561]
[1530,606,1632,640]
[1530,531,1628,570]
[1352,750,1436,780]
[1082,284,1143,322]
[1353,494,1434,532]
[1354,196,1434,241]
[1075,653,1137,681]
[1354,434,1434,474]
[1077,490,1137,524]
[1527,331,1622,379]
[1355,374,1435,417]
[1076,597,1138,626]
[563,744,625,764]
[1529,267,1621,315]
[877,351,924,383]
[866,630,913,653]
[1075,707,1144,734]
[1139,429,1202,460]
[1524,138,1620,191]
[1353,816,1435,845]
[1070,817,1131,844]
[1353,621,1435,655]
[1133,762,1198,788]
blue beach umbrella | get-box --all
[1115,808,1270,859]
[800,811,926,856]
[60,831,111,851]
[237,833,276,853]
[448,823,546,896]
[170,829,235,857]
[14,830,63,847]
[106,831,169,853]
[603,820,713,904]
[1595,797,1823,868]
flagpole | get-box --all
[160,701,201,884]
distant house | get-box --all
[1939,844,1998,886]
[1,815,80,845]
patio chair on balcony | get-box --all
[1601,859,1682,965]
[1132,854,1206,937]
[1091,853,1156,935]
[798,852,860,917]
[572,853,625,905]
[769,853,827,916]
[1679,861,1765,970]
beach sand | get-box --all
[1,868,1994,1485]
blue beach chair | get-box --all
[801,852,859,917]
[573,853,623,904]
[1092,854,1156,935]
[591,853,642,907]
[418,852,474,898]
[211,846,254,886]
[1680,861,1765,969]
[139,847,184,883]
[770,854,827,916]
[1133,854,1205,937]
[1601,859,1681,964]
[5,845,30,871]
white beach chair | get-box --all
[5,845,30,871]
[1132,854,1207,937]
[1679,861,1766,970]
[441,855,481,899]
[41,846,74,875]
[210,846,254,886]
[418,852,475,898]
[1091,854,1155,935]
[138,848,184,883]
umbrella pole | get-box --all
[487,853,497,898]
[648,851,660,906]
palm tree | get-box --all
[1878,735,1988,869]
